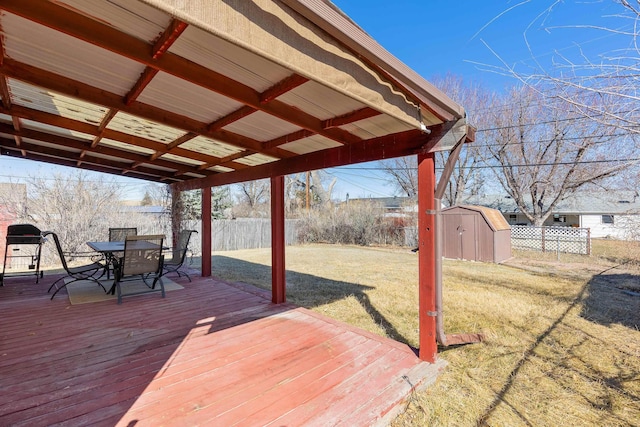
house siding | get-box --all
[580,214,640,239]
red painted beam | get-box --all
[201,187,212,277]
[417,152,437,363]
[322,107,381,129]
[271,176,286,304]
[152,19,188,60]
[259,74,308,104]
[174,123,455,192]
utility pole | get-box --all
[305,171,310,212]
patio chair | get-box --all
[162,229,197,282]
[113,234,165,304]
[106,227,137,279]
[108,227,137,242]
[42,231,106,300]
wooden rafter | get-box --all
[0,137,191,182]
[322,107,381,129]
[0,123,218,178]
[0,104,239,173]
[259,74,308,104]
[152,18,188,59]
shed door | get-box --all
[457,214,477,261]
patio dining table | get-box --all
[86,240,166,294]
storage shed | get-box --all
[442,205,511,263]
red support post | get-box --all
[201,187,212,277]
[271,175,286,303]
[417,152,438,362]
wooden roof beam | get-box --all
[0,137,184,182]
[152,19,188,60]
[322,107,381,129]
[0,122,217,178]
[0,104,229,167]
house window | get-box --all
[602,215,614,224]
[509,214,517,223]
[553,214,566,223]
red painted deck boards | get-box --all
[0,270,445,426]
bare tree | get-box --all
[237,179,269,209]
[379,156,418,197]
[20,171,125,254]
[484,0,640,135]
[287,171,336,213]
[484,86,634,225]
[380,74,495,206]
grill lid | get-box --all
[6,224,43,244]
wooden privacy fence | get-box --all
[151,219,301,253]
[511,225,591,255]
[211,219,301,251]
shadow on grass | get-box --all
[477,265,640,426]
[208,254,413,346]
[581,272,640,329]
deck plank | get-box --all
[0,270,443,426]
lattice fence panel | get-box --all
[511,225,591,255]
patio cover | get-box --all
[0,0,474,362]
[0,0,471,185]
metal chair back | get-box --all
[109,227,137,242]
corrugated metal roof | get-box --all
[0,0,471,189]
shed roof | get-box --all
[0,0,472,190]
[443,205,511,232]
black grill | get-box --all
[1,224,44,286]
[6,224,44,245]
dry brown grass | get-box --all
[208,243,640,427]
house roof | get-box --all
[473,191,640,215]
[0,0,473,191]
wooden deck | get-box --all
[0,269,445,426]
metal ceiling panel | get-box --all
[223,111,301,141]
[3,13,143,97]
[209,165,235,173]
[9,80,107,126]
[107,112,185,144]
[58,0,171,43]
[159,152,205,166]
[180,136,245,159]
[234,153,279,167]
[136,72,245,123]
[279,134,341,155]
[169,25,291,92]
[341,114,414,139]
[98,138,155,156]
[277,80,367,120]
[20,120,94,141]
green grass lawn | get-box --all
[206,242,639,426]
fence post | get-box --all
[542,227,546,252]
[587,228,591,255]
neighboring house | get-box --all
[471,191,640,239]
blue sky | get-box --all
[0,0,628,201]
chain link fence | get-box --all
[511,225,591,255]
